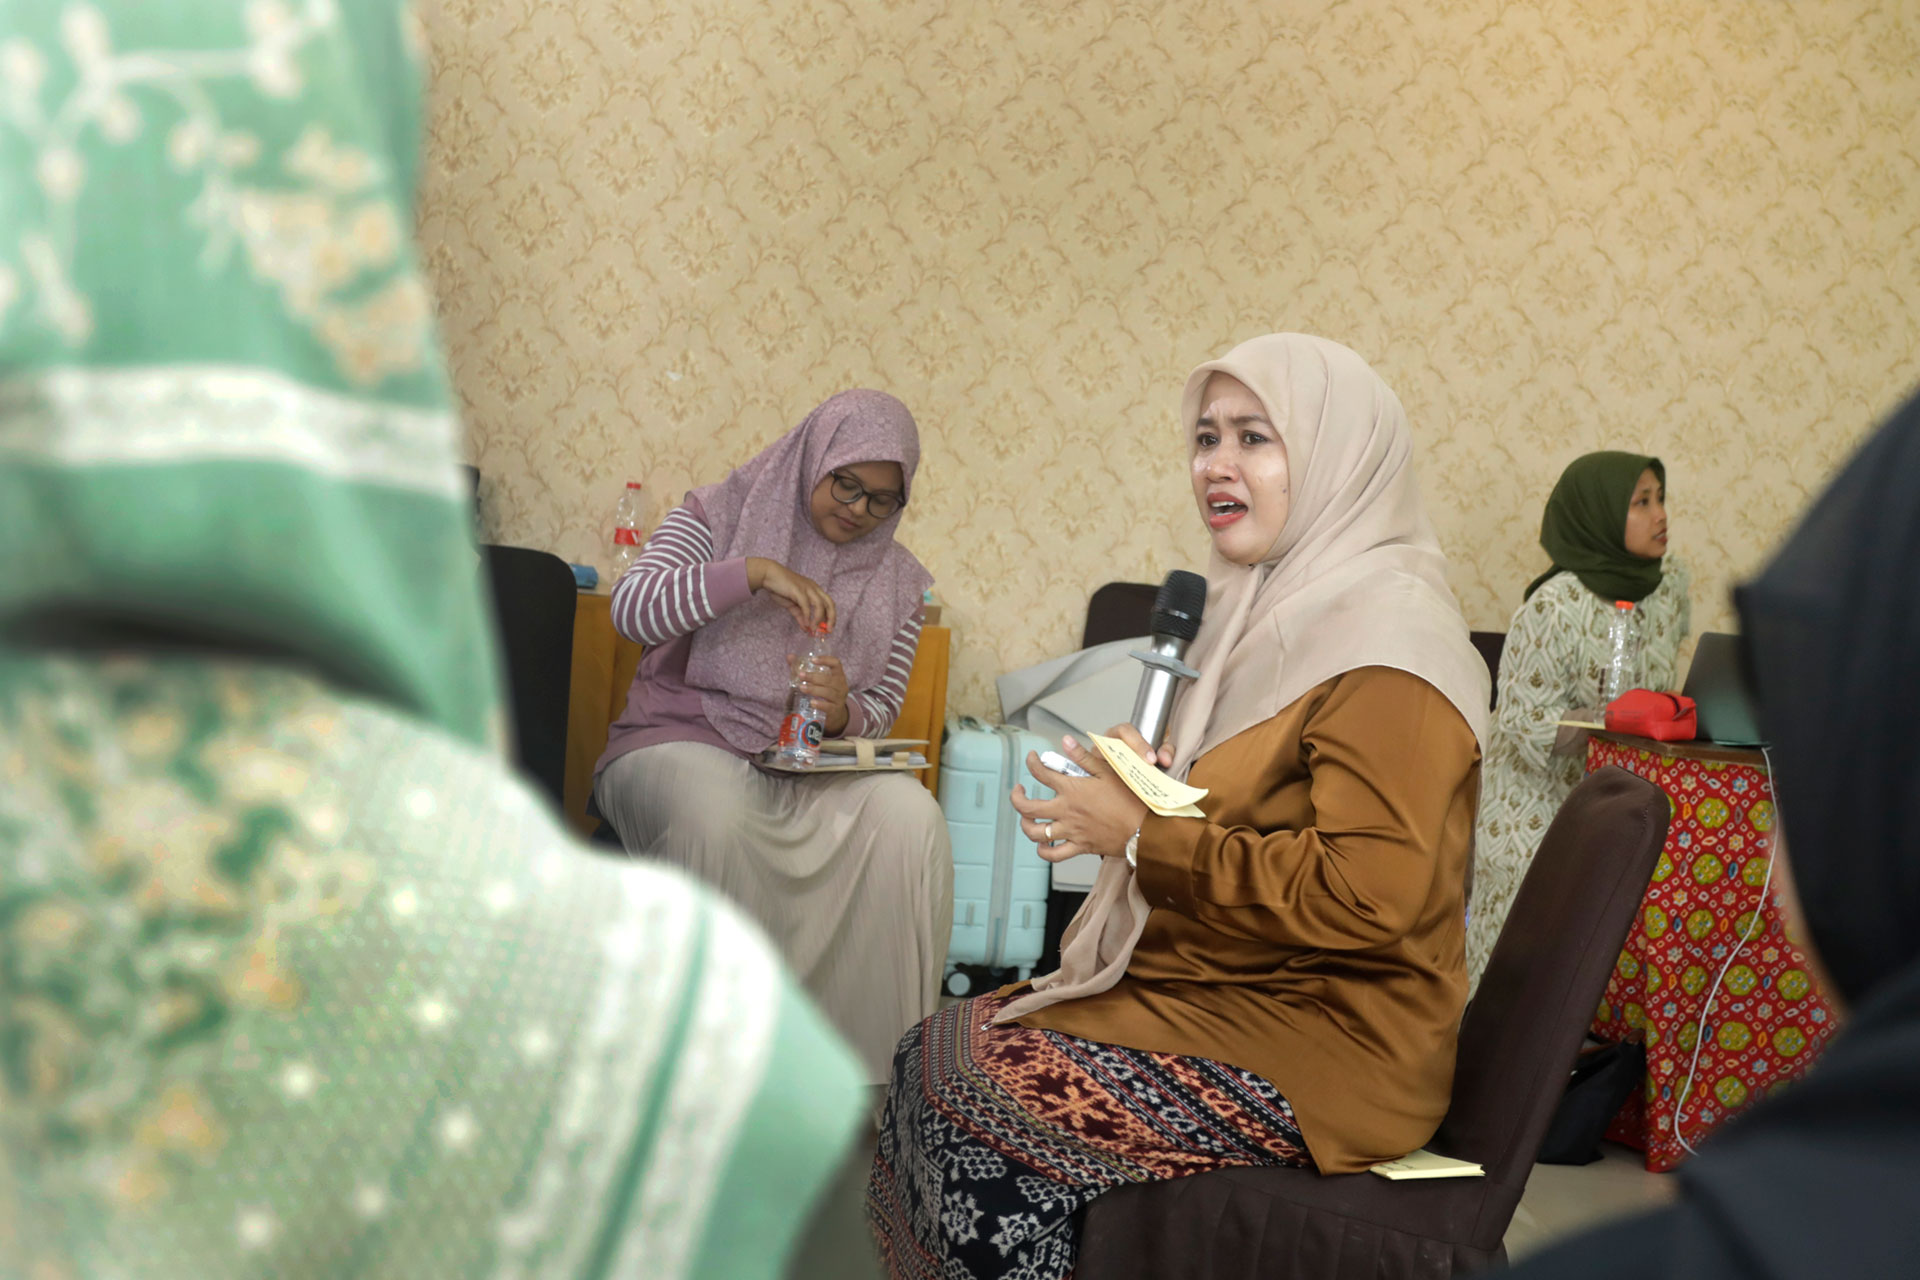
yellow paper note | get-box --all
[1088,734,1208,818]
[1368,1149,1485,1180]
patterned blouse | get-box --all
[1465,558,1692,990]
[596,499,926,771]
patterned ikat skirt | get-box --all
[868,994,1312,1279]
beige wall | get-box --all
[418,0,1920,718]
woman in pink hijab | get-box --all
[593,389,952,1083]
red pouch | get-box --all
[1604,690,1698,741]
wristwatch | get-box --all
[1124,825,1141,868]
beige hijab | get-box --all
[997,333,1490,1023]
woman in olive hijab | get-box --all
[1466,452,1691,990]
[1508,389,1920,1279]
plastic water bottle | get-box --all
[1602,600,1642,704]
[774,623,832,767]
[610,481,646,581]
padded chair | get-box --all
[1470,630,1506,708]
[1081,580,1158,649]
[1076,765,1669,1280]
[481,544,578,811]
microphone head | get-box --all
[1151,569,1207,643]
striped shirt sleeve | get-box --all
[845,604,925,738]
[609,504,752,646]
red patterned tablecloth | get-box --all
[1585,735,1839,1171]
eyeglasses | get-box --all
[829,470,904,519]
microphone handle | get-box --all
[1037,638,1198,782]
[1130,635,1193,748]
[1131,666,1182,748]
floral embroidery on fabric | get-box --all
[0,658,372,1210]
[1,655,826,1280]
[0,1,428,385]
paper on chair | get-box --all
[1368,1149,1485,1180]
[1088,734,1208,818]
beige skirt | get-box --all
[595,741,953,1082]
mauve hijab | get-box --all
[683,389,933,754]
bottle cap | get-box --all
[1614,600,1634,610]
[625,480,643,490]
[815,620,829,635]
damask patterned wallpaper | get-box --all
[417,0,1920,717]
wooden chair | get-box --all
[560,591,951,838]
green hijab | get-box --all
[0,0,501,747]
[1523,451,1667,604]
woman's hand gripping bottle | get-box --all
[773,622,833,767]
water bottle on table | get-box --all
[610,481,647,581]
[774,622,833,768]
[1602,600,1643,704]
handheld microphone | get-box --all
[1128,569,1207,749]
[1040,570,1208,779]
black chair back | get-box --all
[1082,581,1158,648]
[1077,766,1669,1279]
[1431,766,1668,1242]
[481,544,577,809]
[1470,630,1505,707]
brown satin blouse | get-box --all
[1012,665,1482,1174]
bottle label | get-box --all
[777,710,823,751]
[613,528,640,546]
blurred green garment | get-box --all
[0,2,869,1277]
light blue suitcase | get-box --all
[938,718,1056,996]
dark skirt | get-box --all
[868,994,1312,1280]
